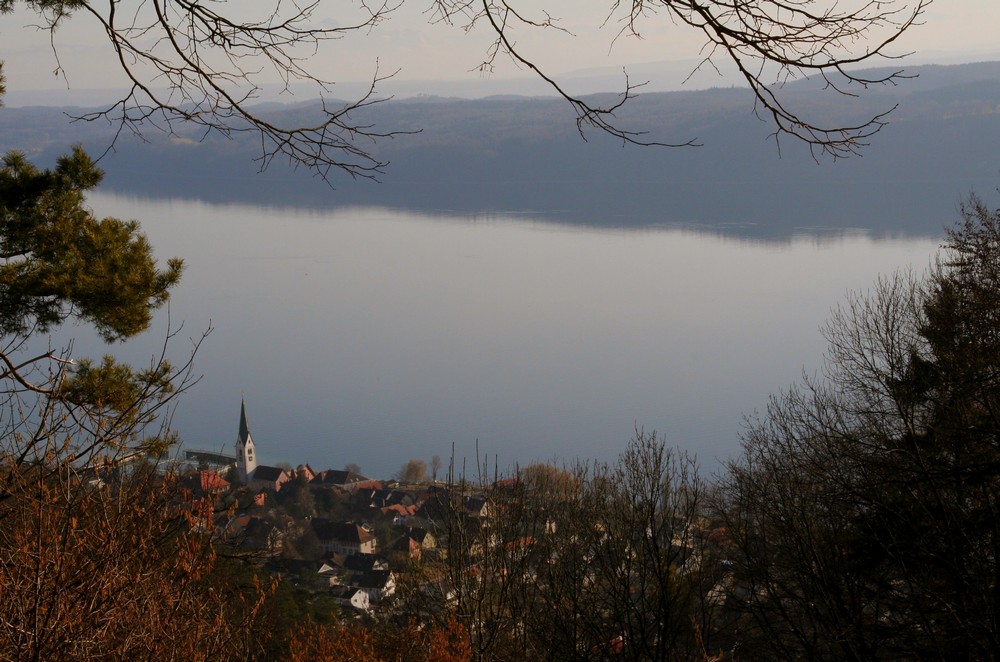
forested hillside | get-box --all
[4,61,1000,237]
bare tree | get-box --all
[441,432,722,660]
[441,452,545,660]
[522,432,720,661]
[398,458,428,484]
[5,0,929,184]
[720,197,1000,659]
[431,0,928,157]
[1,0,405,181]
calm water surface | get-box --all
[82,193,940,478]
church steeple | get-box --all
[235,399,257,482]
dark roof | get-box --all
[321,553,347,569]
[392,535,420,552]
[238,399,252,445]
[243,516,276,540]
[354,570,393,589]
[370,489,415,508]
[264,558,317,575]
[344,552,388,572]
[415,491,450,520]
[251,465,286,482]
[311,519,375,544]
[408,527,432,544]
[311,469,368,486]
[329,585,365,601]
[465,496,488,513]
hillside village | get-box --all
[171,401,452,615]
[168,400,736,656]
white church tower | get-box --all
[235,399,257,483]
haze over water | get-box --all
[82,193,940,479]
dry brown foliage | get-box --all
[0,463,270,661]
[288,612,472,662]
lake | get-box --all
[80,193,940,479]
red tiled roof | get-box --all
[381,503,412,517]
[199,470,230,492]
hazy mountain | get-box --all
[4,61,1000,239]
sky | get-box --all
[2,1,1000,105]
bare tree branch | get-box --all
[7,0,929,179]
[20,0,412,181]
[432,0,929,156]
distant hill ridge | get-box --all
[4,61,1000,239]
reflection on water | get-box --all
[76,193,940,477]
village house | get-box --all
[241,516,285,554]
[311,519,377,556]
[179,469,230,499]
[355,569,396,603]
[310,469,371,492]
[329,586,370,612]
[344,552,390,574]
[317,552,390,581]
[407,527,437,550]
[247,465,291,493]
[390,535,423,563]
